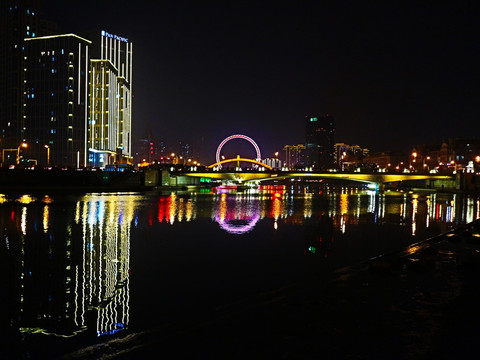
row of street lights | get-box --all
[1,143,50,166]
[1,142,27,165]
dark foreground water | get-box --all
[1,187,479,359]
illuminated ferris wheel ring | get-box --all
[216,134,262,169]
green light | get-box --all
[200,177,211,183]
[308,246,316,254]
[310,117,317,122]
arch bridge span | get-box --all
[208,157,273,170]
[180,169,455,186]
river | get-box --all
[1,186,479,359]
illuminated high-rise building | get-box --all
[88,31,132,167]
[23,34,91,167]
[305,114,335,169]
[16,28,132,168]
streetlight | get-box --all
[17,142,27,164]
[44,145,50,166]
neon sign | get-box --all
[101,30,128,43]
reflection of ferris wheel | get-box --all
[216,134,262,169]
[215,214,260,234]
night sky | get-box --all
[41,1,479,163]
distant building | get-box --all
[134,130,160,165]
[283,144,305,168]
[364,151,406,169]
[334,143,369,169]
[411,138,480,171]
[305,114,335,169]
[262,157,282,169]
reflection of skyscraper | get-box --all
[305,114,335,169]
[80,195,133,336]
[9,194,134,339]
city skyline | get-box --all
[7,1,480,164]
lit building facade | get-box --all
[88,31,132,167]
[2,16,133,168]
[262,157,282,168]
[334,143,369,168]
[283,144,305,168]
[23,34,91,167]
[305,114,335,169]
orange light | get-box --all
[476,156,480,163]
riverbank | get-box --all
[0,168,149,193]
[60,220,480,360]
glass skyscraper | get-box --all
[305,114,335,169]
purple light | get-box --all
[215,134,261,169]
[215,213,260,234]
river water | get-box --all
[1,186,479,359]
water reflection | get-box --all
[304,215,334,257]
[1,188,480,353]
[139,190,480,235]
[1,193,137,340]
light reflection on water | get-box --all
[0,188,479,357]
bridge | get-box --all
[167,134,456,189]
[176,167,455,188]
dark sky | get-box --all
[41,0,479,163]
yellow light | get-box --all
[171,153,175,157]
[412,152,417,158]
[475,156,480,163]
[21,142,27,148]
[450,160,455,165]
